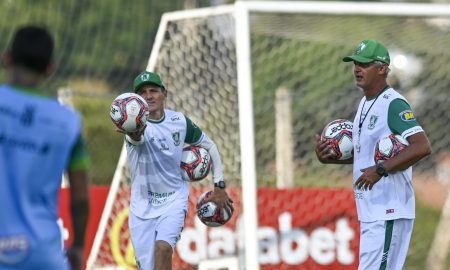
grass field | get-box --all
[405,198,446,269]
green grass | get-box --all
[404,198,445,270]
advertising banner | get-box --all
[59,186,359,269]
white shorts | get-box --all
[359,219,414,270]
[129,200,187,270]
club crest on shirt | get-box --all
[368,115,378,130]
[399,110,415,122]
[172,130,180,146]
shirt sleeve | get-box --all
[388,98,423,139]
[184,115,203,144]
[68,135,90,171]
[183,115,224,183]
[196,133,224,183]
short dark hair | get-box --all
[10,26,54,73]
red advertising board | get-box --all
[58,186,110,261]
[59,186,359,269]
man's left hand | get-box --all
[355,166,382,190]
[209,188,234,214]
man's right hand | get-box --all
[116,124,146,141]
[314,134,353,164]
[314,134,338,163]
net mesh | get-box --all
[87,5,450,270]
[151,14,240,182]
[0,0,191,185]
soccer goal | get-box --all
[87,2,450,270]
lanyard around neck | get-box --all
[355,85,390,153]
[358,85,390,130]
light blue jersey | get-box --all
[0,84,88,269]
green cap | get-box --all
[343,39,390,65]
[133,71,166,92]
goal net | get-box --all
[88,2,450,270]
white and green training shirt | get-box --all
[125,109,223,219]
[352,87,424,222]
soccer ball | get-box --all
[374,134,409,163]
[110,93,149,133]
[321,119,354,160]
[180,145,211,182]
[196,190,233,227]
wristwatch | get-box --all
[376,163,388,177]
[214,181,226,189]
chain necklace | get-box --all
[355,85,390,153]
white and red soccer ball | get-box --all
[321,119,353,160]
[374,134,409,163]
[180,145,211,182]
[110,93,149,133]
[196,190,233,227]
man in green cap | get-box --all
[314,39,432,269]
[120,71,233,270]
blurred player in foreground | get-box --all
[315,39,431,269]
[117,71,233,270]
[0,26,90,270]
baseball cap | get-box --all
[133,71,166,92]
[343,39,390,65]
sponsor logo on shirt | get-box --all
[158,138,169,151]
[171,116,180,121]
[0,133,50,154]
[150,137,169,151]
[399,110,415,121]
[20,105,35,126]
[0,235,29,264]
[386,209,394,214]
[148,191,175,205]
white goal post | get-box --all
[88,2,450,270]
